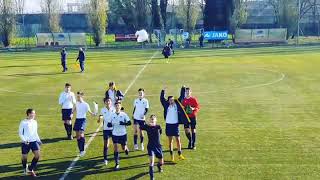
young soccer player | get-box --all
[59,83,76,140]
[73,91,95,156]
[76,47,86,73]
[105,81,124,105]
[60,47,68,72]
[97,97,115,165]
[182,87,200,149]
[162,44,171,59]
[107,101,131,171]
[133,88,149,151]
[160,88,186,162]
[140,115,164,180]
[19,108,42,177]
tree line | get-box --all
[1,0,320,47]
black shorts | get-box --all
[165,123,179,137]
[148,146,163,159]
[21,141,40,154]
[134,119,145,127]
[112,134,127,146]
[184,117,197,129]
[62,109,73,121]
[103,130,112,140]
[73,118,86,131]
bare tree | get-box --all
[160,0,168,29]
[136,0,148,29]
[268,0,298,38]
[0,0,16,47]
[15,0,25,14]
[230,0,248,42]
[41,0,62,33]
[151,0,162,29]
[178,0,200,32]
[88,0,107,46]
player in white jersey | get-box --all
[73,91,95,157]
[19,108,42,177]
[97,97,115,165]
[133,88,149,151]
[107,101,131,171]
[58,83,76,140]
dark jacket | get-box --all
[169,40,174,49]
[61,50,67,61]
[162,46,171,57]
[105,89,124,101]
[160,88,189,124]
[77,51,85,62]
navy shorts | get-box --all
[148,146,163,159]
[134,119,145,127]
[21,141,40,154]
[103,130,112,140]
[112,134,127,146]
[62,109,73,121]
[165,123,180,137]
[73,118,86,131]
[184,117,197,129]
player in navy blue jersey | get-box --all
[141,115,164,180]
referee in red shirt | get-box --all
[182,87,200,149]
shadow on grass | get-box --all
[0,150,178,179]
[6,71,79,77]
[0,130,102,151]
[0,137,66,150]
[0,64,54,69]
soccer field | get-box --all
[1,46,320,179]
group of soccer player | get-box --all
[18,81,200,179]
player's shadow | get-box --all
[7,72,79,77]
[0,64,53,69]
[0,130,101,150]
[0,137,66,150]
[0,152,176,179]
[130,63,158,66]
[126,172,149,180]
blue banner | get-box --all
[204,31,228,40]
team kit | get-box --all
[19,82,200,179]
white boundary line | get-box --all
[88,68,286,98]
[59,51,158,180]
[0,67,285,97]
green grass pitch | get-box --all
[1,46,320,179]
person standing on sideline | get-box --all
[19,108,42,177]
[133,88,149,151]
[182,87,200,149]
[61,47,68,72]
[76,48,86,73]
[168,39,174,55]
[97,97,115,165]
[199,34,204,48]
[73,91,95,157]
[59,83,76,140]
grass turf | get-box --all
[1,46,320,179]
